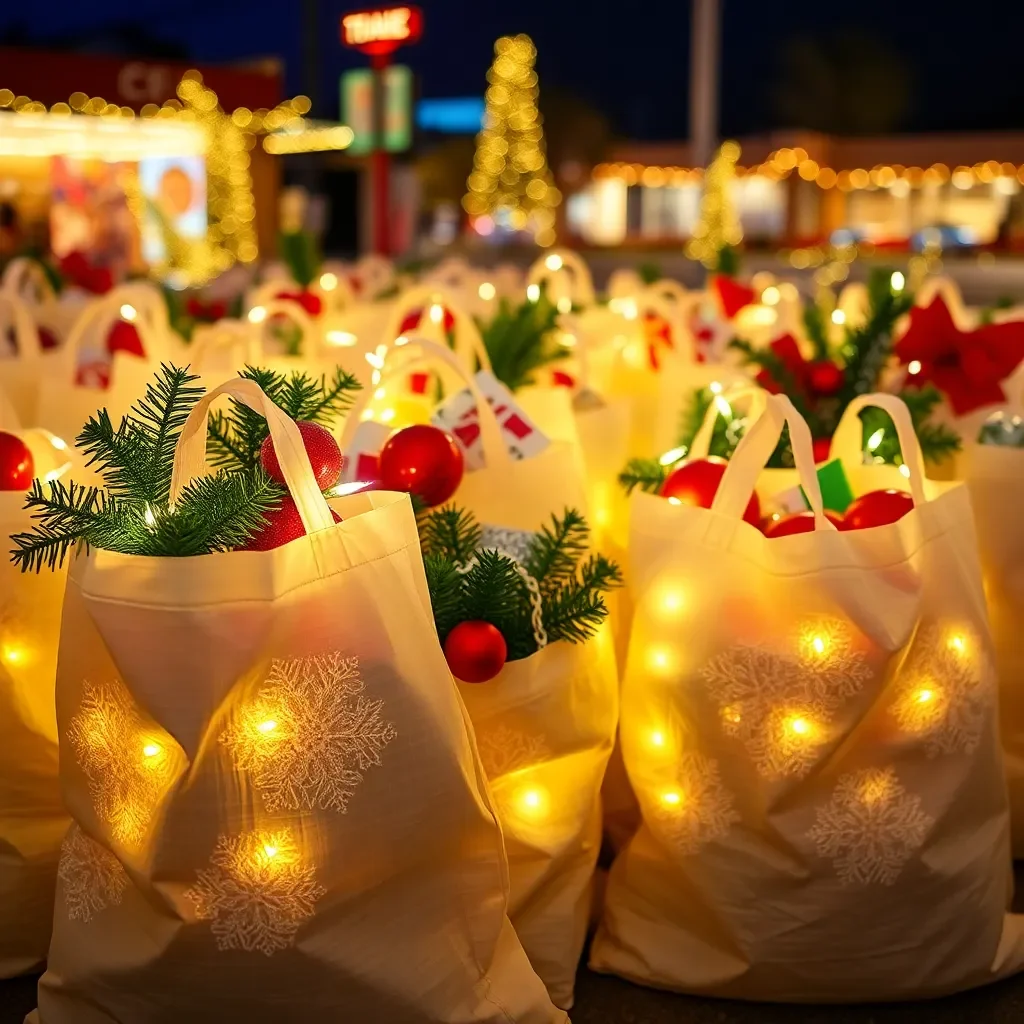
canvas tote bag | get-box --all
[0,407,69,977]
[31,377,564,1024]
[0,291,55,428]
[963,413,1024,855]
[591,392,1024,1002]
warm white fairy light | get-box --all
[119,303,137,322]
[867,428,885,451]
[527,283,541,302]
[659,446,688,466]
[545,253,563,271]
[891,271,906,292]
[761,286,780,306]
[478,281,496,300]
[908,360,922,375]
[248,306,267,324]
[319,272,338,291]
[831,309,846,325]
[325,330,357,347]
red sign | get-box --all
[340,6,423,56]
[0,48,282,113]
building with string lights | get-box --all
[563,131,1024,254]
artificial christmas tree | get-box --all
[463,34,561,246]
[686,141,743,274]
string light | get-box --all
[761,286,781,305]
[526,283,541,302]
[463,34,561,245]
[661,790,683,807]
[248,306,267,324]
[478,281,496,300]
[545,253,563,271]
[907,359,922,375]
[119,304,137,322]
[891,271,906,292]
[319,273,338,291]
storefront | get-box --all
[564,131,1024,252]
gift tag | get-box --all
[341,419,391,484]
[480,523,537,565]
[433,371,550,471]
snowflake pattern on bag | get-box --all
[184,829,325,956]
[701,619,871,779]
[475,723,551,778]
[808,767,933,885]
[479,524,536,565]
[221,652,397,813]
[67,679,175,846]
[890,624,992,756]
[650,751,740,856]
[58,825,129,922]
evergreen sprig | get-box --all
[419,505,620,662]
[618,457,668,495]
[478,284,568,391]
[206,365,359,472]
[861,383,961,466]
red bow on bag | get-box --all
[756,333,845,400]
[275,290,323,318]
[895,294,1024,415]
[712,274,757,319]
[107,320,145,358]
[398,305,455,337]
[642,312,674,370]
[59,251,113,295]
[185,297,228,322]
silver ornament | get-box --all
[977,410,1024,447]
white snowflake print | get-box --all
[221,652,396,813]
[808,767,933,885]
[67,679,175,847]
[479,524,536,565]
[184,830,325,956]
[650,751,739,856]
[58,825,129,922]
[702,619,871,779]
[475,724,550,778]
[891,624,992,756]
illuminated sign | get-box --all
[416,98,485,134]
[341,66,412,155]
[341,6,423,55]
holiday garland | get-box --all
[619,268,960,496]
[419,504,621,662]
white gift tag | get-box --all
[341,419,391,484]
[432,371,550,471]
[479,523,537,565]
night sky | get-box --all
[2,0,1023,139]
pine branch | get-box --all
[619,457,667,495]
[78,364,203,504]
[479,284,567,391]
[424,554,466,644]
[459,549,535,660]
[803,302,831,360]
[140,471,282,556]
[523,508,588,593]
[541,586,609,646]
[418,504,482,564]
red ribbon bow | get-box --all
[755,334,811,395]
[642,312,675,370]
[895,294,1024,415]
[185,297,228,322]
[712,274,757,319]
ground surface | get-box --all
[3,865,1021,1024]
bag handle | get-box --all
[526,250,596,306]
[170,377,335,535]
[831,393,927,506]
[62,289,166,371]
[713,393,836,529]
[382,284,493,375]
[687,384,767,460]
[247,298,317,355]
[339,335,513,472]
[0,291,43,363]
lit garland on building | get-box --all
[463,34,561,246]
[687,141,743,271]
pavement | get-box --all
[3,867,1021,1023]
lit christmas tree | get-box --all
[687,140,743,274]
[463,34,561,246]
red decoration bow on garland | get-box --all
[894,294,1024,416]
[755,334,842,399]
[274,290,323,317]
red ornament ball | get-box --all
[0,432,34,491]
[239,495,342,552]
[843,489,915,530]
[762,509,846,537]
[660,457,761,527]
[444,621,508,683]
[812,437,833,464]
[807,360,844,397]
[260,421,344,492]
[378,424,464,507]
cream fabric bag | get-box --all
[0,291,55,428]
[0,404,69,977]
[963,432,1024,855]
[592,393,1024,1002]
[459,627,617,1011]
[32,378,564,1024]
